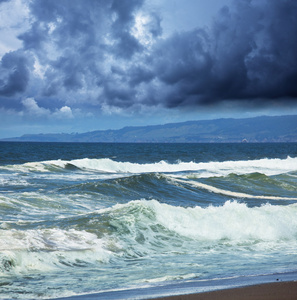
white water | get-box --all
[104,199,297,243]
[0,228,111,276]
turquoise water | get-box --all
[1,142,297,299]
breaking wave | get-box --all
[100,199,297,243]
[3,199,297,275]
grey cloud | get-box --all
[19,0,109,56]
[147,13,162,38]
[128,65,155,86]
[112,31,142,59]
[15,0,146,108]
[52,54,84,91]
[104,82,136,108]
[18,22,46,52]
[1,0,296,115]
[111,0,144,58]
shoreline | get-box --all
[152,281,297,300]
[54,272,297,300]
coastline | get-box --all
[153,281,297,300]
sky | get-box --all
[0,0,297,138]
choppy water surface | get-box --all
[0,142,297,299]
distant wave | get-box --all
[1,156,296,178]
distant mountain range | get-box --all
[2,115,297,143]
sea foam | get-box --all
[0,228,111,275]
[49,156,297,176]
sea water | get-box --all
[0,142,297,299]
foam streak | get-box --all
[169,177,297,201]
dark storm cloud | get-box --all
[150,0,297,108]
[0,50,32,98]
[151,29,213,107]
[0,0,296,114]
[212,0,297,100]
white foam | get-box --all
[0,228,107,251]
[151,200,297,242]
[0,176,31,187]
[136,273,198,284]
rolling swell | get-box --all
[1,143,297,299]
[56,173,206,207]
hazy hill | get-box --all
[2,115,297,143]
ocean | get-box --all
[1,142,297,299]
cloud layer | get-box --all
[1,0,297,118]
